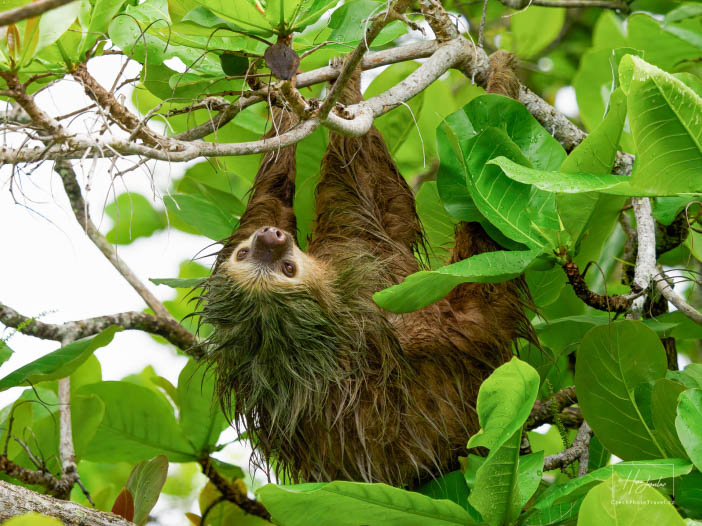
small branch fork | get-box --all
[543,422,593,475]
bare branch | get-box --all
[0,0,76,27]
[0,301,199,356]
[527,386,578,429]
[543,422,593,473]
[57,374,77,499]
[655,271,702,326]
[630,197,657,318]
[0,480,133,525]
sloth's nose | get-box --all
[253,226,289,263]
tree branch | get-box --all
[527,386,580,429]
[0,480,132,525]
[54,160,173,320]
[543,421,593,474]
[630,197,657,318]
[497,0,629,11]
[562,261,638,313]
[655,271,702,326]
[0,0,76,27]
[0,301,199,356]
[198,457,271,521]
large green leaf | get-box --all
[577,473,686,525]
[417,471,470,511]
[126,454,169,526]
[177,360,228,454]
[79,0,129,58]
[257,481,477,526]
[489,157,636,195]
[105,193,167,245]
[510,6,565,59]
[466,358,540,525]
[619,54,702,194]
[651,379,688,459]
[164,194,237,241]
[415,181,457,268]
[466,129,556,249]
[575,320,668,460]
[533,458,693,511]
[373,248,543,313]
[557,88,628,245]
[78,381,197,463]
[468,357,540,452]
[193,0,273,35]
[676,389,702,471]
[0,327,119,391]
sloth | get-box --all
[198,52,532,486]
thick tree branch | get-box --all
[198,457,271,521]
[543,421,593,474]
[0,479,132,525]
[630,197,657,318]
[0,301,199,355]
[56,372,77,499]
[0,0,76,27]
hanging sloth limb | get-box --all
[196,52,534,487]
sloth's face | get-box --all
[222,226,320,291]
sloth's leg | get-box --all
[215,108,298,269]
[309,65,422,280]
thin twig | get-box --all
[0,0,76,27]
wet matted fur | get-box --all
[196,56,533,487]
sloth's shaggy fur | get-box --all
[197,59,533,486]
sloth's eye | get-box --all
[282,261,296,277]
[236,248,249,261]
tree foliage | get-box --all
[0,0,701,524]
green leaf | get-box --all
[3,513,63,526]
[149,277,206,288]
[577,473,686,525]
[126,454,169,526]
[293,0,340,30]
[257,480,477,526]
[676,470,702,520]
[619,54,702,195]
[669,363,702,388]
[164,194,237,241]
[328,0,407,46]
[294,126,327,249]
[77,381,197,463]
[489,157,636,195]
[468,357,540,452]
[557,88,628,244]
[0,327,119,392]
[266,0,300,30]
[415,181,456,268]
[209,458,245,480]
[469,429,522,526]
[653,196,701,226]
[652,379,689,459]
[510,6,565,58]
[417,471,470,510]
[80,0,129,59]
[36,1,81,54]
[469,128,562,249]
[105,193,167,244]
[177,360,228,454]
[676,389,702,471]
[533,458,693,510]
[575,320,668,460]
[0,340,13,367]
[373,248,544,313]
[193,0,273,35]
[518,451,544,508]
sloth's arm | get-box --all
[309,67,422,280]
[216,108,298,268]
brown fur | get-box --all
[204,57,531,487]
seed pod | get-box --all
[264,42,300,81]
